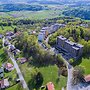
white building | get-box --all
[38,33,45,42]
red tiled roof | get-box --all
[0,79,4,88]
[5,63,13,69]
[0,79,9,88]
[46,82,55,90]
[15,31,22,36]
[84,75,90,82]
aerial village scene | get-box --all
[0,0,90,90]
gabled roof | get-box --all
[46,82,55,90]
[84,75,90,82]
[17,58,27,64]
[5,63,14,71]
[0,79,9,88]
[0,67,4,73]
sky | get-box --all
[0,0,90,4]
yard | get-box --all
[7,83,25,90]
[19,62,67,90]
[0,48,8,66]
[79,57,90,75]
[0,48,21,90]
[39,65,67,90]
[73,56,90,75]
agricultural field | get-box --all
[0,10,62,20]
[0,12,11,18]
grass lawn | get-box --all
[7,84,19,90]
[7,83,25,90]
[79,57,90,75]
[19,62,67,90]
[0,48,7,66]
[3,26,14,31]
[73,56,90,75]
[39,65,67,90]
[0,48,21,90]
[0,26,14,34]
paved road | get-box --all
[2,37,5,47]
[64,61,73,90]
[3,37,29,90]
[8,52,29,90]
[45,34,52,43]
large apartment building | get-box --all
[56,35,83,59]
[38,24,65,41]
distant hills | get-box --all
[0,4,48,12]
[0,0,90,4]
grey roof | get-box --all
[0,67,4,73]
[0,34,3,38]
[72,46,80,50]
[42,27,49,30]
[76,44,84,48]
[65,40,75,46]
[39,32,44,35]
[58,35,66,40]
[10,45,15,50]
[40,30,46,32]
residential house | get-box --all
[56,35,83,59]
[4,63,14,71]
[6,31,14,36]
[17,58,27,64]
[12,49,20,56]
[0,34,3,39]
[80,24,88,28]
[6,36,12,41]
[38,32,45,42]
[32,31,36,34]
[84,75,90,83]
[40,27,49,37]
[9,45,15,52]
[46,82,55,90]
[0,79,9,89]
[0,67,3,74]
[15,31,22,36]
[38,27,49,41]
[0,67,4,78]
[4,40,10,46]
